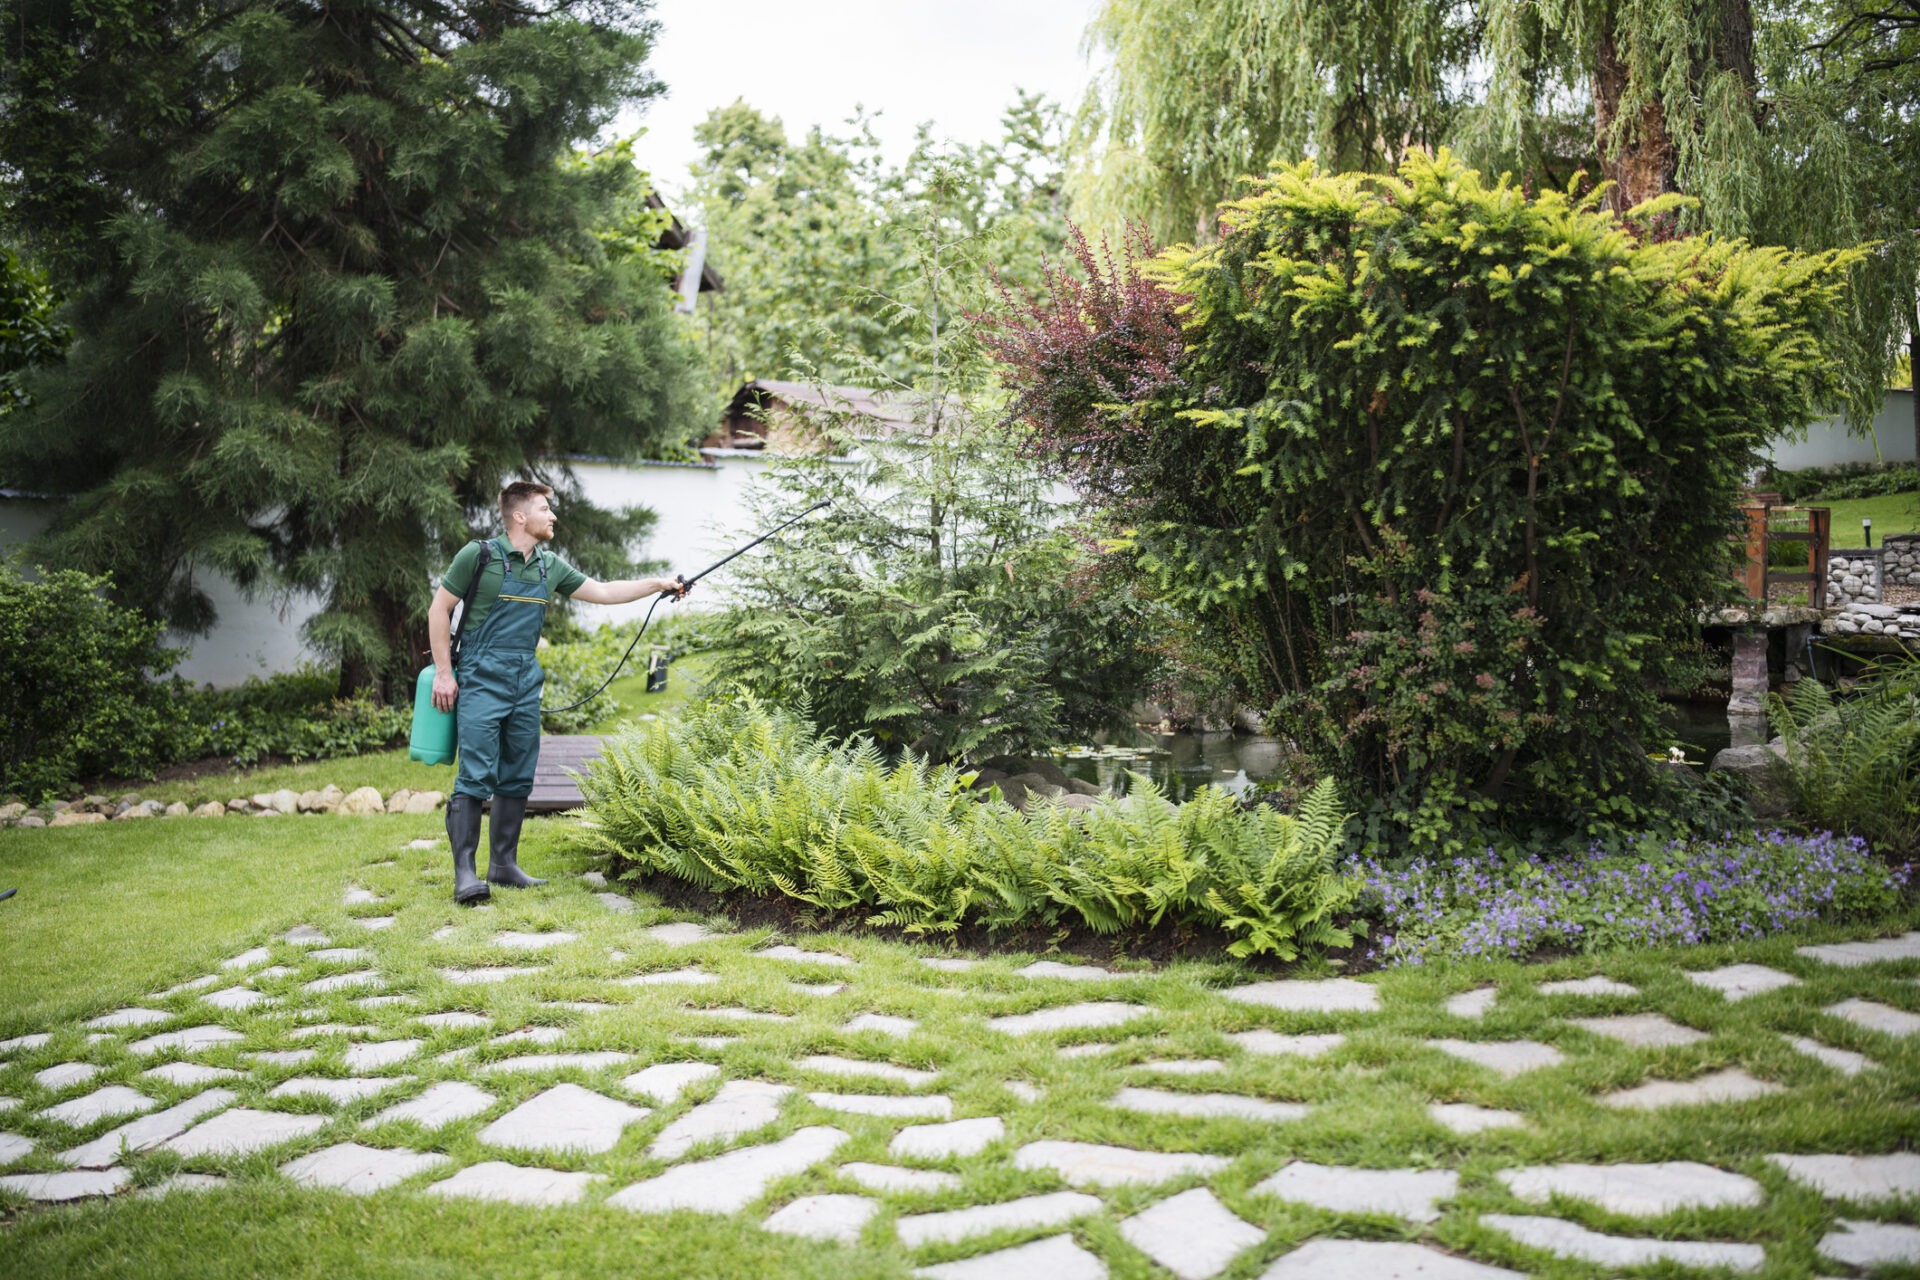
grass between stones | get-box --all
[1,815,1917,1279]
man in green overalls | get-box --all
[425,481,687,904]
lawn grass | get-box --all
[1818,490,1920,542]
[3,811,1919,1278]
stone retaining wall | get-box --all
[1821,600,1920,642]
[1825,550,1882,605]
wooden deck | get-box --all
[524,735,606,812]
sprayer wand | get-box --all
[543,499,832,717]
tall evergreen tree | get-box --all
[0,0,701,695]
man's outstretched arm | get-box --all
[569,575,688,606]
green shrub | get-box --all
[181,668,409,767]
[1770,661,1920,855]
[0,558,192,800]
[1772,462,1920,504]
[580,694,1362,959]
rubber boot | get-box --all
[485,795,545,889]
[447,794,490,905]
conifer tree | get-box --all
[0,0,701,695]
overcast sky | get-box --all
[617,0,1102,202]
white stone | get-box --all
[1571,1013,1708,1048]
[581,870,608,887]
[153,975,221,997]
[789,982,846,996]
[1259,1240,1523,1280]
[839,1161,962,1194]
[649,1080,792,1159]
[1600,1068,1785,1110]
[890,1116,1005,1160]
[896,1190,1103,1246]
[762,1193,879,1242]
[342,887,379,906]
[987,1002,1152,1036]
[250,966,296,982]
[131,1024,244,1054]
[1445,988,1497,1019]
[1230,1030,1344,1058]
[0,1032,51,1054]
[269,1078,399,1104]
[1498,1162,1763,1215]
[1003,1082,1042,1103]
[438,966,541,985]
[490,1026,568,1047]
[406,838,439,851]
[798,1055,939,1087]
[0,1168,131,1202]
[1110,1086,1308,1123]
[1819,1219,1920,1268]
[482,1051,634,1075]
[692,1006,792,1023]
[306,971,381,994]
[757,945,855,967]
[1012,1140,1231,1188]
[1539,975,1638,997]
[478,1083,650,1155]
[646,922,716,945]
[415,1011,491,1030]
[808,1093,953,1119]
[619,967,717,987]
[1221,978,1378,1012]
[919,957,981,972]
[85,1008,172,1030]
[281,1141,450,1193]
[1134,1059,1227,1075]
[1017,961,1111,981]
[1797,932,1920,967]
[34,1062,103,1090]
[1254,1162,1458,1223]
[1825,999,1920,1037]
[425,1160,602,1206]
[610,1125,850,1214]
[41,1085,154,1127]
[596,893,634,914]
[1481,1213,1764,1272]
[493,930,578,951]
[143,1063,242,1086]
[1429,1038,1564,1077]
[367,1081,496,1129]
[1119,1187,1266,1280]
[284,925,330,945]
[1768,1152,1920,1202]
[344,1039,421,1073]
[160,1108,328,1157]
[915,1234,1107,1280]
[1057,1042,1117,1059]
[200,987,269,1011]
[0,1098,15,1112]
[622,1062,722,1104]
[684,1036,738,1051]
[1686,963,1800,1000]
[249,1049,319,1069]
[0,1132,33,1163]
[356,917,396,931]
[310,947,372,964]
[1428,1102,1525,1134]
[1784,1035,1872,1076]
[843,1013,916,1037]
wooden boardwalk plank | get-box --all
[526,735,606,813]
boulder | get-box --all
[83,794,111,813]
[1010,772,1066,800]
[1066,778,1103,797]
[990,776,1031,810]
[139,800,167,817]
[115,805,153,820]
[402,790,444,815]
[339,786,386,815]
[0,802,24,821]
[296,790,325,813]
[270,789,298,814]
[1708,742,1791,817]
[318,784,345,811]
[227,798,252,813]
[385,788,414,814]
[1057,793,1099,811]
[47,799,71,814]
[966,768,1007,790]
[15,815,45,829]
[251,793,277,810]
[192,801,227,818]
[979,756,1074,789]
[164,802,191,817]
[50,810,107,827]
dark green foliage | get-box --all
[581,695,1362,958]
[999,153,1860,853]
[1771,659,1920,855]
[0,558,190,800]
[181,669,409,769]
[0,245,65,414]
[1771,462,1920,504]
[0,0,701,696]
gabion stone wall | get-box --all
[1826,549,1882,605]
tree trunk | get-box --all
[1592,31,1678,210]
[1911,301,1918,467]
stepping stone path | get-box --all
[145,1063,241,1086]
[610,1126,849,1214]
[987,1002,1150,1035]
[1482,1213,1765,1272]
[85,1008,172,1030]
[1118,1188,1265,1280]
[42,1086,153,1127]
[895,1190,1102,1245]
[1600,1068,1783,1110]
[161,1109,328,1158]
[1110,1086,1307,1122]
[1571,1012,1707,1047]
[1538,975,1637,997]
[1012,1140,1228,1187]
[1429,1038,1563,1077]
[35,1062,104,1091]
[493,931,577,951]
[368,1082,495,1128]
[1797,931,1920,966]
[1687,963,1800,1000]
[1230,1030,1343,1057]
[1016,961,1111,981]
[1428,1102,1524,1134]
[757,945,854,967]
[1767,1152,1920,1201]
[620,967,716,986]
[479,1084,649,1155]
[623,1062,722,1103]
[1444,987,1497,1019]
[840,1162,961,1193]
[646,922,716,945]
[650,1080,791,1159]
[1262,1240,1522,1279]
[890,1117,1003,1160]
[270,1078,397,1104]
[282,1142,449,1193]
[808,1093,952,1119]
[1254,1161,1458,1222]
[1496,1161,1764,1214]
[1784,1034,1872,1075]
[1220,978,1378,1012]
[427,1161,602,1206]
[916,1234,1105,1280]
[0,1169,132,1202]
[762,1193,878,1242]
[1820,1219,1920,1268]
[842,1013,915,1037]
[439,967,540,985]
[1825,998,1920,1037]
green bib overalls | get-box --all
[453,537,550,801]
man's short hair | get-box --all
[500,481,553,526]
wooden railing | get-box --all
[1739,501,1830,605]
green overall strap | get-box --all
[450,539,492,664]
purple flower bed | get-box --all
[1353,830,1911,966]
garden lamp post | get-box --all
[1863,517,1872,548]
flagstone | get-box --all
[35,1062,103,1090]
[1819,1219,1920,1268]
[1824,999,1920,1038]
[596,893,635,913]
[355,917,396,931]
[250,966,295,981]
[623,1062,723,1104]
[132,1024,244,1054]
[610,1125,850,1214]
[619,967,717,986]
[1571,1013,1708,1048]
[0,1032,51,1054]
[0,1132,32,1163]
[1445,988,1498,1019]
[581,870,608,887]
[367,1081,496,1128]
[0,1168,130,1202]
[647,922,716,945]
[160,1108,328,1158]
[919,957,980,972]
[354,994,411,1009]
[425,1160,602,1206]
[269,1077,401,1104]
[693,1006,793,1023]
[1497,1161,1763,1215]
[415,1011,491,1030]
[430,927,458,941]
[790,981,846,996]
[1481,1213,1764,1272]
[493,930,578,951]
[306,971,381,994]
[1110,1087,1308,1123]
[1012,1139,1230,1188]
[137,1172,228,1197]
[763,1192,880,1242]
[890,1116,1005,1160]
[1220,979,1378,1013]
[1429,1038,1564,1077]
[1599,1068,1784,1110]
[1539,975,1638,997]
[758,945,856,967]
[1017,961,1112,981]
[798,1055,939,1087]
[249,1049,319,1068]
[1767,1153,1920,1202]
[42,1085,154,1127]
[1133,1058,1228,1075]
[844,1013,917,1037]
[144,1063,242,1086]
[1254,1162,1458,1223]
[1259,1240,1523,1279]
[478,1083,650,1155]
[1229,1030,1344,1058]
[281,1141,450,1193]
[650,1080,793,1159]
[60,1089,237,1168]
[221,947,273,971]
[201,987,270,1011]
[85,1008,172,1030]
[342,887,380,905]
[1428,1102,1526,1134]
[153,975,221,998]
[1783,1035,1872,1076]
[1119,1187,1267,1280]
[1686,963,1800,1000]
[490,1026,568,1047]
[808,1092,953,1119]
[406,838,439,851]
[310,948,372,964]
[895,1190,1102,1246]
[545,1001,618,1015]
[0,1098,15,1112]
[1797,931,1920,967]
[987,1002,1152,1035]
[284,926,329,946]
[1057,1042,1118,1059]
[482,1051,634,1074]
[342,1039,421,1073]
[439,967,540,985]
[1003,1082,1041,1103]
[839,1161,963,1194]
[685,1036,738,1050]
[915,1233,1107,1280]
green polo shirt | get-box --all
[441,539,587,637]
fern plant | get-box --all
[1769,661,1920,855]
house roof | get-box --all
[646,193,723,295]
[724,380,964,439]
